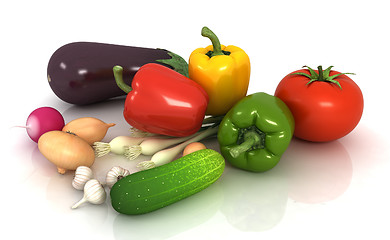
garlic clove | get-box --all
[72,179,106,209]
[105,166,130,188]
[72,166,94,190]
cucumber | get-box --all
[110,149,225,215]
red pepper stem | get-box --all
[201,26,224,57]
[113,65,132,94]
[229,131,262,158]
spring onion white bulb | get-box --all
[137,126,218,170]
[93,136,145,157]
[124,134,196,160]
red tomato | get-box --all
[274,66,364,142]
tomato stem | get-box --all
[318,66,324,81]
[291,65,355,90]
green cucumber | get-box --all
[110,149,225,215]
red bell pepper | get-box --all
[113,63,209,137]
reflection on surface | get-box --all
[46,171,81,212]
[45,171,110,227]
[113,181,223,240]
[30,146,58,178]
[29,98,354,236]
[220,163,289,232]
[283,138,353,203]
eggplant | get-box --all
[47,42,188,105]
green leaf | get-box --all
[290,72,313,79]
[303,65,319,79]
[323,66,334,79]
[329,79,342,89]
[306,79,317,86]
[328,72,356,81]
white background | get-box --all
[2,0,390,239]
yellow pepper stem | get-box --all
[201,26,225,57]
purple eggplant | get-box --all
[47,42,188,105]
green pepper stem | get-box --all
[113,65,132,94]
[201,26,224,57]
[229,131,261,158]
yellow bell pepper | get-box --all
[188,26,251,116]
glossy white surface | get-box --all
[2,1,390,239]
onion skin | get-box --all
[38,131,95,174]
[62,117,115,145]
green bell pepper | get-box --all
[217,92,295,172]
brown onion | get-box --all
[62,117,115,145]
[38,131,95,174]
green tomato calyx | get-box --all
[292,65,355,90]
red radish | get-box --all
[24,107,65,142]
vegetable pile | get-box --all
[18,26,363,215]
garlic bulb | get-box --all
[71,179,106,209]
[105,166,130,188]
[72,166,94,190]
